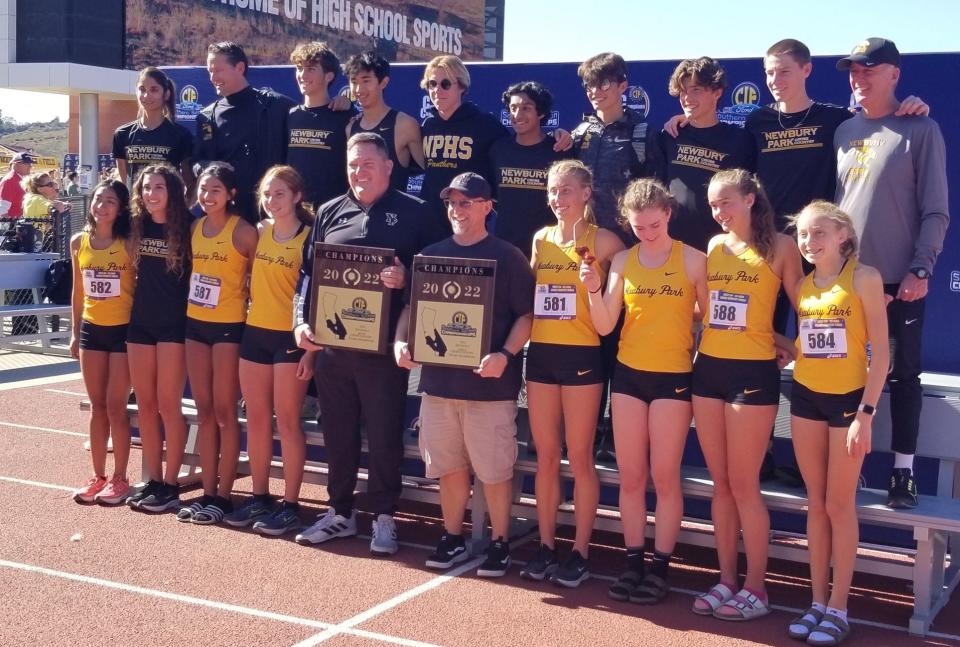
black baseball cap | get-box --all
[11,153,35,164]
[440,172,493,201]
[836,38,901,70]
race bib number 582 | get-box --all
[82,269,120,300]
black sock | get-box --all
[650,551,671,579]
[626,546,646,574]
[252,493,272,503]
[280,500,299,509]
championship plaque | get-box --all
[409,255,496,369]
[309,242,393,354]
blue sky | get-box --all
[3,0,959,124]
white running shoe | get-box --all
[369,514,399,555]
[294,509,357,545]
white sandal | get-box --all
[692,582,735,615]
[713,588,771,621]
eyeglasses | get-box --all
[38,182,58,189]
[427,78,457,91]
[444,198,482,209]
[582,79,617,92]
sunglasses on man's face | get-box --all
[427,78,457,91]
[582,79,619,92]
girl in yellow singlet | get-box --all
[582,178,707,603]
[69,180,137,505]
[785,201,888,644]
[691,169,803,620]
[181,162,258,525]
[522,160,624,586]
[228,166,316,535]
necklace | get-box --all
[777,100,814,131]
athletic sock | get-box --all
[253,492,272,503]
[743,585,767,602]
[808,607,848,642]
[625,546,646,574]
[649,551,671,579]
[894,452,915,470]
[789,601,827,636]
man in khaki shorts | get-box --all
[394,172,534,577]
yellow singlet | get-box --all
[794,259,868,394]
[619,240,696,372]
[699,240,780,361]
[76,233,135,326]
[247,221,311,331]
[530,224,601,346]
[187,215,249,323]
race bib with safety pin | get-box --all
[799,317,848,359]
[188,272,221,309]
[534,284,577,320]
[708,290,749,331]
[83,269,120,300]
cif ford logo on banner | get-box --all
[951,271,960,293]
[499,110,561,129]
[719,81,761,127]
[177,85,202,121]
[621,85,651,118]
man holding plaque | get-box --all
[394,172,535,578]
[292,132,437,555]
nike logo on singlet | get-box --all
[109,251,118,255]
[665,271,677,276]
[216,241,225,245]
[743,388,761,395]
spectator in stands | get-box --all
[286,42,357,210]
[344,50,424,192]
[194,42,295,224]
[394,172,534,577]
[834,38,950,509]
[292,133,436,555]
[68,179,137,505]
[65,171,82,197]
[21,172,71,222]
[787,201,889,645]
[114,67,195,191]
[0,152,34,218]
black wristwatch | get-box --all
[858,403,876,416]
[500,348,516,362]
[910,267,931,280]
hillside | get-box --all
[0,121,68,160]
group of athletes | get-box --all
[65,34,948,646]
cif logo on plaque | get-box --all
[311,242,394,353]
[410,255,497,369]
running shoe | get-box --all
[425,532,468,570]
[477,538,511,578]
[369,514,399,555]
[552,550,590,588]
[254,502,301,536]
[888,468,919,509]
[138,482,181,513]
[93,476,130,505]
[223,496,274,528]
[294,509,357,545]
[73,475,107,503]
[519,544,558,581]
[127,480,162,508]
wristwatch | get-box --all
[858,403,876,416]
[910,267,931,280]
[500,348,516,361]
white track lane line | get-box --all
[0,476,74,492]
[44,388,86,396]
[290,532,538,647]
[0,421,85,437]
[0,559,444,647]
[0,372,82,391]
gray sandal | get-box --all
[807,615,851,646]
[788,606,824,640]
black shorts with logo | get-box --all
[239,325,304,365]
[790,381,865,428]
[692,353,781,406]
[127,319,186,345]
[525,342,605,386]
[185,318,244,346]
[611,361,692,404]
[79,320,128,353]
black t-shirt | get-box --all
[112,120,193,186]
[287,104,358,208]
[489,135,567,257]
[349,109,411,193]
[130,219,189,327]
[746,102,853,230]
[656,122,755,252]
[299,189,438,344]
[415,235,534,402]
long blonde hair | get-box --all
[618,178,674,233]
[547,159,596,225]
[790,200,859,259]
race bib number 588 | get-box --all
[708,290,749,331]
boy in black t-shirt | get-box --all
[490,81,568,257]
[286,42,357,210]
[656,57,754,253]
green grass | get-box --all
[0,123,68,161]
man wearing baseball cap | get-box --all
[0,153,35,218]
[834,38,949,510]
[394,171,534,578]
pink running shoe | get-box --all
[73,475,108,503]
[94,476,130,505]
